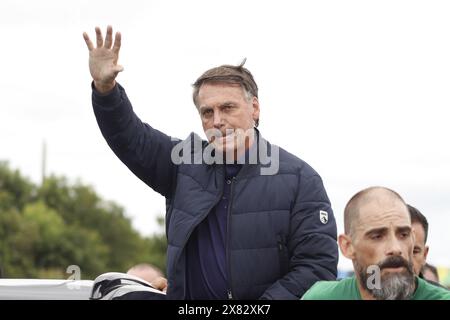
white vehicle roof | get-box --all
[0,279,93,300]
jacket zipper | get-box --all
[277,234,288,276]
[226,176,236,300]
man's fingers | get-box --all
[83,32,94,51]
[112,31,121,54]
[104,25,113,49]
[95,26,103,48]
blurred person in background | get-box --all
[422,263,440,284]
[408,204,447,289]
[127,263,167,292]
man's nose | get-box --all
[385,236,403,256]
[213,111,223,128]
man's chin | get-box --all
[375,270,416,300]
[211,137,244,153]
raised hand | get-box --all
[83,26,123,93]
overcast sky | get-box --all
[1,0,449,271]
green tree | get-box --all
[143,216,167,273]
[0,161,35,211]
[0,162,167,279]
[0,207,33,277]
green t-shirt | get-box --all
[302,276,450,300]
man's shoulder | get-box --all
[276,145,319,178]
[415,277,450,300]
[301,277,357,300]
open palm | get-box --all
[83,26,123,93]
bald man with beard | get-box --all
[302,186,450,300]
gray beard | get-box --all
[358,263,416,300]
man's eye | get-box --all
[371,234,382,240]
[400,232,410,238]
[222,104,235,111]
[202,110,213,116]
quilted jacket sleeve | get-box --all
[260,168,338,299]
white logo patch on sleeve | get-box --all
[319,210,329,224]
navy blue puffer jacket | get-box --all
[92,83,338,300]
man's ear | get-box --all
[339,234,356,260]
[252,97,260,124]
[424,245,429,261]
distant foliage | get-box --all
[0,161,166,279]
